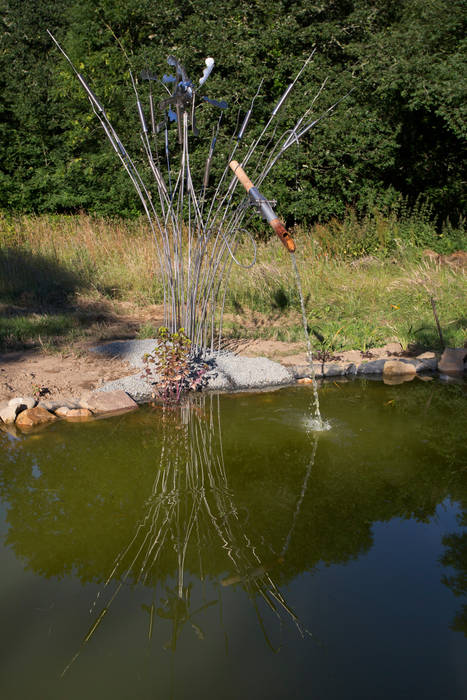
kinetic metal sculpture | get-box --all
[48,31,350,353]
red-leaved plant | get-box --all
[142,327,208,404]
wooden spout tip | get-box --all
[270,218,296,253]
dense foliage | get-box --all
[1,0,465,228]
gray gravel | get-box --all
[92,339,294,402]
[90,339,157,369]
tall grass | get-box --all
[0,213,163,305]
[0,211,465,352]
[224,231,466,351]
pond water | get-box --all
[0,379,466,699]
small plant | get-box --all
[31,384,50,399]
[142,327,208,404]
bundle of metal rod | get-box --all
[48,31,350,351]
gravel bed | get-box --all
[92,339,295,402]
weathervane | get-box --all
[141,55,227,137]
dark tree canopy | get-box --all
[1,0,465,225]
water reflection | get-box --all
[441,511,467,637]
[59,395,315,671]
[0,381,466,694]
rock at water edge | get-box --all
[416,352,438,372]
[383,359,417,377]
[438,348,467,374]
[82,390,138,414]
[0,404,19,425]
[16,407,58,429]
[357,359,387,375]
[39,398,82,412]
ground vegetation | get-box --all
[0,213,465,352]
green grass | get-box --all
[0,314,84,351]
[0,212,465,353]
[221,229,466,352]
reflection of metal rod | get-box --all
[229,160,296,253]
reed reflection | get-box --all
[62,395,316,672]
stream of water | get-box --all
[290,252,327,431]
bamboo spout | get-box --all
[229,161,296,253]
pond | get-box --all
[0,379,466,699]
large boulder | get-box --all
[82,390,138,414]
[383,359,417,377]
[16,407,57,429]
[438,348,467,375]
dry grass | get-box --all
[0,213,465,352]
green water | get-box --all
[0,379,466,699]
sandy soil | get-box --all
[0,334,418,403]
[0,299,165,402]
[0,346,137,402]
[0,338,308,402]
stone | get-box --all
[288,365,312,380]
[416,352,438,372]
[8,396,36,410]
[383,359,417,377]
[438,348,467,375]
[0,404,19,425]
[322,363,345,377]
[15,407,57,429]
[357,359,387,375]
[289,363,325,379]
[82,390,138,414]
[1,396,37,424]
[56,407,93,420]
[38,398,81,412]
[322,362,356,377]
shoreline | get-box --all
[1,339,465,435]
